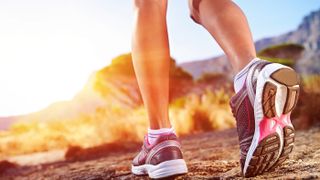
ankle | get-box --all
[147,127,175,145]
[233,57,260,93]
[234,55,257,73]
[149,117,171,129]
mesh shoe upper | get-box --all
[132,133,184,166]
[230,87,255,170]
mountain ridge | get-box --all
[180,8,320,76]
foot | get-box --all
[131,133,188,179]
[230,60,300,177]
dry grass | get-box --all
[2,73,319,158]
[302,75,320,93]
[0,89,234,158]
[292,75,320,129]
[170,89,235,135]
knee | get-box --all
[188,0,202,24]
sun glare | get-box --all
[0,1,129,117]
[0,37,96,116]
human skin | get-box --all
[132,0,171,129]
[189,0,256,72]
[132,0,256,129]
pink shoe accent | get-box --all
[279,113,292,127]
[259,117,278,142]
[258,113,292,142]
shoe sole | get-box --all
[243,64,299,177]
[131,159,188,179]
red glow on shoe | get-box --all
[259,117,278,142]
[258,114,292,142]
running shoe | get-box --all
[131,133,188,179]
[230,60,300,177]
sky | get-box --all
[0,0,319,116]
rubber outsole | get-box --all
[265,68,298,171]
[263,69,300,118]
[267,126,295,171]
[132,159,188,179]
[246,133,281,176]
[244,67,299,177]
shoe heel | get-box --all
[261,67,298,171]
[148,159,188,179]
[262,68,300,118]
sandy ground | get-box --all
[1,126,320,180]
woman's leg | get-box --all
[189,0,300,177]
[132,0,171,129]
[131,3,188,178]
[189,0,256,72]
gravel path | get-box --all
[2,126,320,179]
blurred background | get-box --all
[0,0,319,164]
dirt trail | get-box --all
[2,126,320,179]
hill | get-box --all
[0,54,194,129]
[255,8,320,74]
[180,8,320,77]
[0,54,235,157]
[179,56,232,80]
